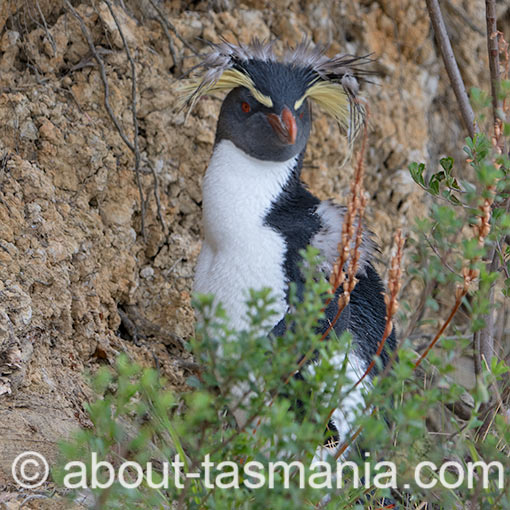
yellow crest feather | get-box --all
[176,39,368,146]
[295,81,350,129]
[178,68,273,111]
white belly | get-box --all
[194,233,288,331]
[193,140,297,331]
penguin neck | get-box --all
[201,139,305,249]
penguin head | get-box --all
[178,39,369,162]
[214,60,313,161]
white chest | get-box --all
[193,140,297,331]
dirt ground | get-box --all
[0,0,506,507]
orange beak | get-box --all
[266,106,297,145]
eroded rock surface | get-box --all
[0,0,499,504]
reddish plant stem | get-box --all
[282,113,370,385]
[354,230,404,387]
[414,291,466,370]
[254,115,370,437]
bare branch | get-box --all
[35,0,56,57]
[147,160,167,232]
[65,0,147,240]
[426,0,477,139]
[147,0,179,72]
[474,19,509,440]
[415,176,496,372]
[103,0,147,240]
[65,1,133,151]
[485,0,502,131]
[147,0,199,58]
[444,0,485,36]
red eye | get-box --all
[241,101,251,113]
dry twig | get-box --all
[415,182,495,371]
[147,160,167,232]
[147,0,199,62]
[65,2,133,150]
[354,229,404,387]
[444,0,485,36]
[104,0,147,240]
[426,0,478,138]
[65,0,148,239]
[474,29,509,429]
[485,0,502,135]
[321,105,370,339]
[35,0,57,57]
[285,109,370,384]
[252,114,370,438]
[148,0,179,72]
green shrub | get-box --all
[55,83,510,509]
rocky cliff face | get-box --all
[0,0,501,504]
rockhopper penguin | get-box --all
[181,40,396,460]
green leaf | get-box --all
[409,161,426,187]
[428,176,440,195]
[440,156,454,175]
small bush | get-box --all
[55,57,510,510]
